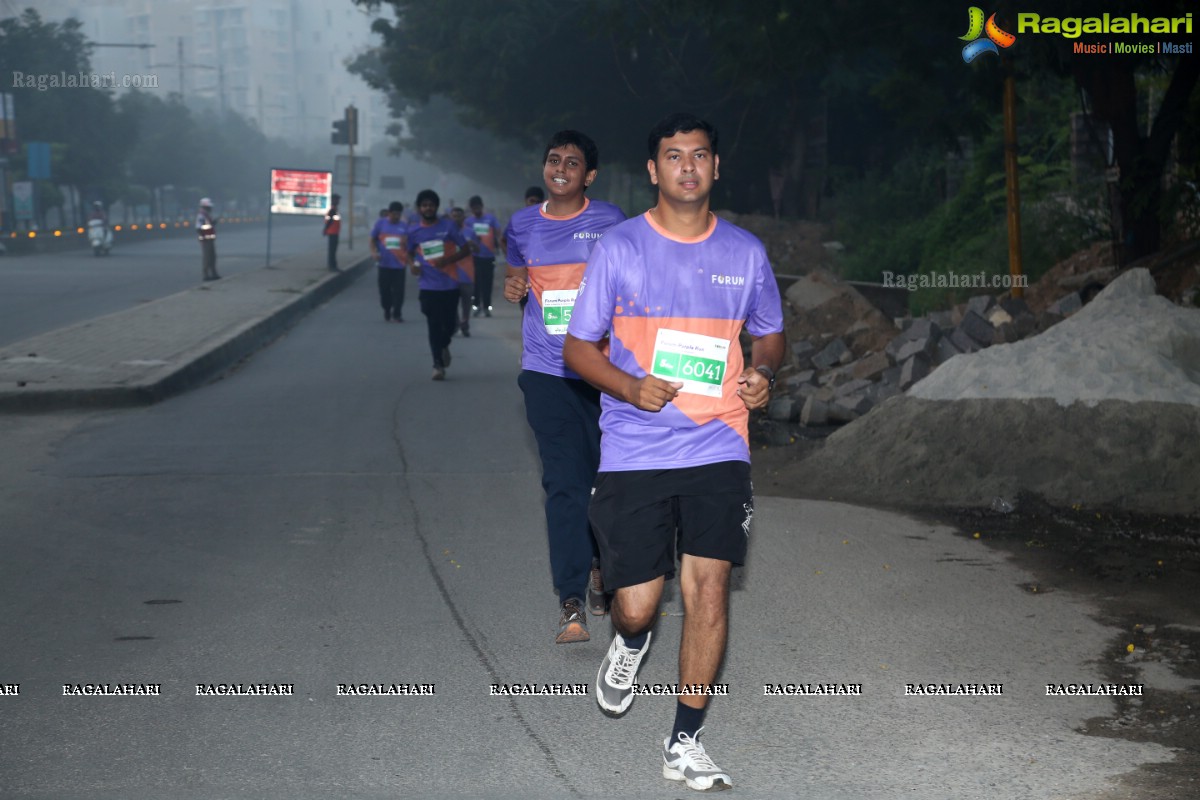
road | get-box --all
[0,272,1171,799]
[0,217,329,346]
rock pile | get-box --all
[772,270,1079,427]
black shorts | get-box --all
[589,461,753,591]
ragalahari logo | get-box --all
[960,7,1016,62]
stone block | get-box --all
[851,352,890,381]
[767,395,798,422]
[949,328,982,354]
[880,366,903,386]
[899,353,932,390]
[791,340,816,362]
[829,393,873,423]
[811,338,848,370]
[905,318,943,343]
[957,310,995,346]
[834,378,873,398]
[815,385,836,403]
[800,396,829,426]
[998,296,1031,318]
[1047,291,1083,317]
[935,337,963,364]
[785,370,816,389]
[987,307,1013,327]
[896,336,937,363]
[992,322,1019,345]
[967,294,996,318]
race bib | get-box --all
[651,328,728,397]
[472,222,490,238]
[541,289,577,335]
[419,240,445,261]
[383,235,402,249]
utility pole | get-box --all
[346,105,358,250]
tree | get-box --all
[0,9,133,217]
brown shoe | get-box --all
[587,562,608,617]
[555,598,589,644]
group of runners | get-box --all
[376,112,785,792]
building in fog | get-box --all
[3,0,387,148]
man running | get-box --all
[503,130,625,643]
[563,112,784,791]
[408,190,474,380]
[369,201,408,322]
[466,196,501,318]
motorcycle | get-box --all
[87,218,113,256]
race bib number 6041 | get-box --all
[651,329,728,397]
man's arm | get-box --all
[734,331,786,410]
[562,334,682,412]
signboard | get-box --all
[269,168,332,216]
[12,180,33,221]
[379,175,405,190]
[333,155,371,187]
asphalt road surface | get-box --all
[0,217,324,346]
[0,272,1172,799]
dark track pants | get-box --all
[419,289,459,368]
[517,369,602,603]
[378,267,405,319]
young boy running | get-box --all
[503,130,625,643]
[564,113,784,791]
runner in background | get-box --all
[369,201,409,322]
[466,196,501,318]
[448,206,477,337]
[408,189,475,380]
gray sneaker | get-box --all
[555,598,588,644]
[441,346,452,368]
[662,728,731,791]
[595,630,651,716]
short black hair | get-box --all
[468,195,483,207]
[543,130,599,173]
[524,186,545,202]
[415,189,439,207]
[647,112,718,159]
[388,201,403,213]
[332,193,341,201]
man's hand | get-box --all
[625,375,683,412]
[503,274,528,303]
[735,368,771,410]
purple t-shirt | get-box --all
[408,218,469,291]
[370,218,409,270]
[567,211,784,471]
[504,198,625,377]
[466,212,501,259]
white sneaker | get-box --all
[595,630,651,716]
[662,728,731,791]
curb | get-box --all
[0,256,371,413]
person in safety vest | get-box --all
[324,193,342,271]
[196,198,219,281]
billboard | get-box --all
[270,168,333,216]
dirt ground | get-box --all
[751,425,1200,799]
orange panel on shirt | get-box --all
[526,262,586,308]
[611,315,749,442]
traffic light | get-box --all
[331,118,348,145]
[345,106,358,146]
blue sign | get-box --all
[27,141,51,180]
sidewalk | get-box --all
[0,248,370,412]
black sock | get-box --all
[622,631,648,650]
[671,700,706,744]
